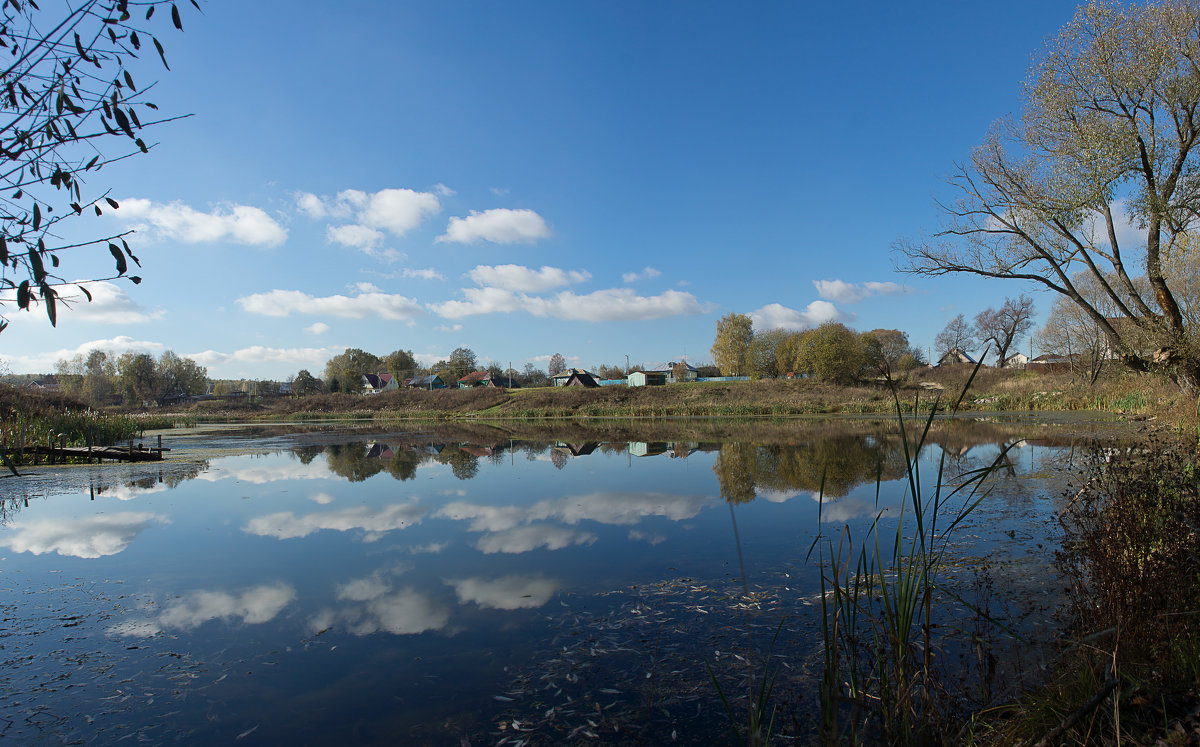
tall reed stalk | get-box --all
[813,362,1015,743]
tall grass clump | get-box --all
[812,364,1017,743]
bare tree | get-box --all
[975,295,1035,366]
[547,353,565,377]
[897,0,1200,393]
[0,0,193,331]
[934,314,975,360]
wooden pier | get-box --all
[4,435,170,465]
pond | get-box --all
[0,416,1132,744]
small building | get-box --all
[457,370,491,388]
[1002,352,1029,369]
[935,348,977,367]
[645,361,698,382]
[561,370,599,387]
[483,372,520,388]
[628,371,667,387]
[362,373,400,395]
[408,374,445,389]
[551,368,596,387]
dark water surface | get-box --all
[0,417,1130,744]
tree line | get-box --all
[55,349,207,407]
[709,313,926,384]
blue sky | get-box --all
[1,1,1083,379]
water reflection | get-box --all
[0,511,166,557]
[0,417,1135,744]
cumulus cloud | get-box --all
[750,301,852,331]
[813,279,913,304]
[194,457,333,484]
[310,583,449,637]
[437,208,551,244]
[118,198,287,247]
[432,183,456,197]
[52,281,165,324]
[0,512,166,558]
[466,264,590,293]
[236,288,423,320]
[622,266,661,283]
[431,288,711,321]
[244,501,427,541]
[304,322,329,335]
[0,335,165,374]
[447,575,561,610]
[337,573,392,602]
[185,345,341,372]
[403,267,445,281]
[326,224,385,249]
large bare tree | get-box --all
[897,0,1200,393]
[975,295,1035,365]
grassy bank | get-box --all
[144,366,1191,427]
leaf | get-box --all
[16,280,29,309]
[94,205,102,216]
[50,254,58,268]
[85,156,98,170]
[135,137,147,153]
[113,107,133,137]
[106,197,119,209]
[153,36,169,70]
[129,275,141,284]
[78,284,92,302]
[171,3,182,30]
[32,202,40,230]
[27,247,44,281]
[109,243,127,274]
[41,284,56,326]
[130,31,140,50]
[0,236,7,264]
[123,70,136,91]
[145,5,154,19]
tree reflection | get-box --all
[712,436,906,504]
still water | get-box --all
[0,418,1124,744]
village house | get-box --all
[361,373,400,395]
[935,348,977,367]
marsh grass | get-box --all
[810,363,1021,743]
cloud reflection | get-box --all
[447,575,561,610]
[109,582,297,637]
[196,458,333,484]
[244,500,426,541]
[0,512,166,558]
[474,525,596,554]
[436,490,712,533]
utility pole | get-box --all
[625,354,629,375]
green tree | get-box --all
[292,369,325,396]
[862,329,916,376]
[710,312,754,376]
[324,348,382,392]
[384,349,416,376]
[748,328,791,378]
[796,322,867,384]
[156,350,206,402]
[448,346,477,380]
[0,0,193,332]
[898,0,1200,393]
[117,351,158,405]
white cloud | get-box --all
[431,288,712,321]
[433,183,456,197]
[447,575,561,610]
[157,583,296,631]
[433,324,463,333]
[243,501,427,541]
[186,345,341,370]
[310,491,335,504]
[55,281,164,324]
[1,335,165,374]
[436,490,713,534]
[354,589,449,635]
[628,529,667,545]
[337,573,392,602]
[750,301,852,331]
[489,187,510,197]
[403,268,445,281]
[304,322,330,335]
[361,188,441,236]
[195,457,333,484]
[326,224,385,249]
[437,208,551,244]
[466,264,590,293]
[622,266,662,283]
[0,512,166,558]
[236,288,423,320]
[813,279,913,304]
[118,198,287,247]
[295,191,329,219]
